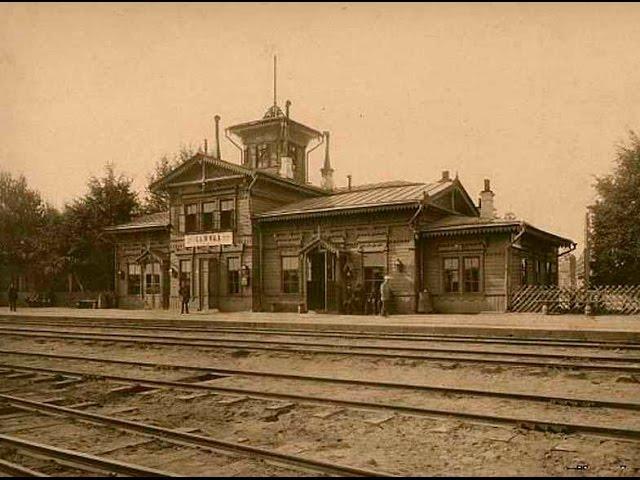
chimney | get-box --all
[321,131,334,191]
[347,174,352,191]
[204,138,208,154]
[479,178,496,220]
[285,100,291,119]
[214,115,221,160]
[442,170,450,181]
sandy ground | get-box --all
[1,322,640,476]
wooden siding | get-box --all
[258,209,421,314]
[422,233,509,313]
[163,168,318,312]
[112,229,170,310]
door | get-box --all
[143,262,162,309]
[306,251,326,311]
[208,259,219,310]
[200,258,209,311]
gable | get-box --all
[150,154,251,191]
[429,180,479,217]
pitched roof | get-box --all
[149,153,326,196]
[104,211,170,233]
[255,179,454,221]
[422,215,575,246]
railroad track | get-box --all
[3,317,640,350]
[2,326,640,372]
[0,394,393,477]
[0,433,178,477]
[2,360,640,441]
[2,348,640,411]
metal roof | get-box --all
[422,215,575,246]
[255,179,453,220]
[104,211,170,233]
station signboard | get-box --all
[184,231,233,248]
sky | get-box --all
[2,3,640,250]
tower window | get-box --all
[257,144,269,168]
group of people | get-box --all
[343,275,392,316]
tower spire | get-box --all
[273,55,277,107]
[321,131,334,191]
[263,55,284,119]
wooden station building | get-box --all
[107,98,575,314]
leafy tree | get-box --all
[0,170,62,289]
[63,163,141,291]
[589,130,640,285]
[142,145,196,214]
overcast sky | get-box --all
[2,3,640,249]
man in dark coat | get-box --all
[7,282,18,312]
[179,282,190,314]
[380,275,392,317]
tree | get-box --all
[589,130,640,285]
[142,145,196,214]
[0,170,61,289]
[63,163,141,291]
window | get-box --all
[201,201,219,231]
[185,204,198,233]
[145,262,161,294]
[282,256,299,293]
[227,257,241,294]
[257,143,269,168]
[521,258,528,286]
[364,266,384,296]
[443,258,460,293]
[179,259,191,287]
[463,257,480,292]
[127,264,141,295]
[220,199,235,230]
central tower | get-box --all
[225,56,323,185]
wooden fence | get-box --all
[509,285,640,314]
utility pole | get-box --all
[583,210,591,287]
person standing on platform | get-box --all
[7,282,18,312]
[380,275,392,317]
[179,282,190,314]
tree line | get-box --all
[0,146,194,293]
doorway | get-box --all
[143,262,162,309]
[306,251,326,311]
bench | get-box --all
[26,298,52,308]
[76,299,98,309]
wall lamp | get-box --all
[394,258,404,273]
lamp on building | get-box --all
[118,270,125,279]
[394,258,404,272]
[170,266,179,278]
[241,264,251,286]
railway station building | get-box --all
[107,98,575,314]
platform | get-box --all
[2,307,640,342]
